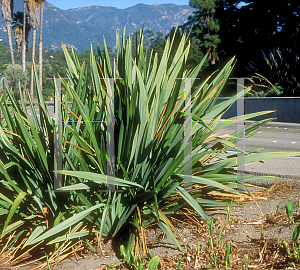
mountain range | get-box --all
[0,1,193,52]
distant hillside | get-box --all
[0,1,193,52]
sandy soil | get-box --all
[7,177,300,270]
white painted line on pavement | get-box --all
[226,151,256,155]
[273,141,277,142]
[291,142,296,143]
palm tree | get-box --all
[13,23,22,53]
[12,12,30,53]
[27,0,40,100]
[22,0,27,100]
[0,0,15,66]
[12,11,31,100]
[38,0,45,89]
[22,0,26,73]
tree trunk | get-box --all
[22,0,26,72]
[22,0,27,100]
[38,1,43,90]
[30,27,36,101]
[6,20,15,66]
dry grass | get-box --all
[2,180,299,269]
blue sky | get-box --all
[47,0,190,10]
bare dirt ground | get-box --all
[6,177,300,270]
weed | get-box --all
[224,241,232,269]
[120,245,160,270]
[178,258,181,270]
[244,254,248,270]
[286,201,295,225]
[276,200,281,217]
[226,197,234,223]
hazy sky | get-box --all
[47,0,190,10]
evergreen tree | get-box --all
[0,42,8,72]
[149,31,166,59]
[214,0,240,58]
[186,0,221,65]
[184,0,300,94]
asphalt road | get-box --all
[217,120,300,178]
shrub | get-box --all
[2,65,30,99]
[58,28,297,253]
[0,28,298,268]
[246,44,300,97]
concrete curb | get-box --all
[236,170,300,188]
